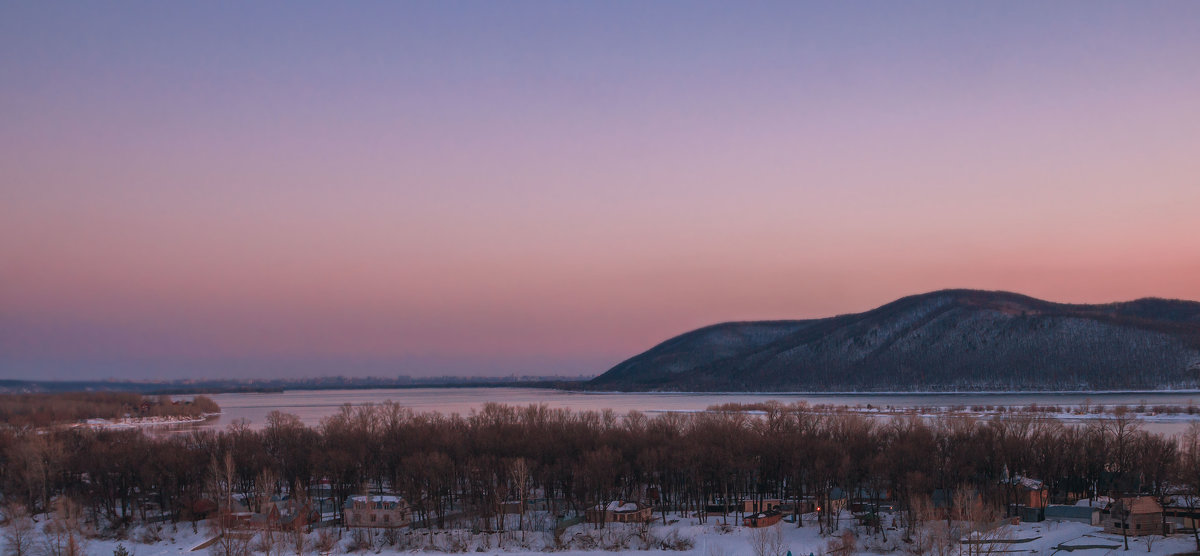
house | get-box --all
[931,488,982,520]
[219,496,256,529]
[743,509,783,528]
[742,499,782,514]
[704,498,741,514]
[1015,478,1049,509]
[1103,497,1163,536]
[585,501,653,524]
[219,495,317,531]
[787,500,818,514]
[343,495,411,528]
[1045,505,1100,525]
[828,488,848,513]
[848,487,893,512]
[1163,496,1200,531]
[184,498,218,520]
[263,496,318,530]
[1002,477,1048,522]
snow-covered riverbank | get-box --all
[72,412,221,430]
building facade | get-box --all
[343,495,412,529]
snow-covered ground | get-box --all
[66,513,1200,556]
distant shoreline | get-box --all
[0,379,580,396]
[141,384,1200,397]
[5,378,1200,397]
[567,388,1200,396]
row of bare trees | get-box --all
[1,402,1198,549]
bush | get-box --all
[346,529,373,552]
[659,530,695,551]
[313,529,336,554]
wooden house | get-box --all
[1103,497,1163,536]
[585,501,653,524]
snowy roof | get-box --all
[1164,495,1200,508]
[352,495,402,503]
[1002,476,1044,490]
[1110,497,1162,515]
[1016,477,1044,490]
[345,495,406,510]
[1045,505,1096,520]
[595,501,641,512]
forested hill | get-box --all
[588,289,1200,392]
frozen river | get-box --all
[191,387,1200,436]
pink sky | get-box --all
[2,2,1199,379]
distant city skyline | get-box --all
[3,2,1199,380]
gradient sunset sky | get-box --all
[3,2,1199,380]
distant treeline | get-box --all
[2,401,1199,548]
[0,392,220,428]
[0,376,585,395]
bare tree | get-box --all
[287,481,310,555]
[208,454,252,556]
[42,498,88,556]
[2,502,35,556]
[507,458,529,540]
[748,524,789,556]
[957,491,1011,556]
[1180,423,1200,551]
[823,529,856,556]
[254,467,279,548]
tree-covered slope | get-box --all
[588,290,1200,391]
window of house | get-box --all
[371,514,377,522]
[384,514,390,522]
